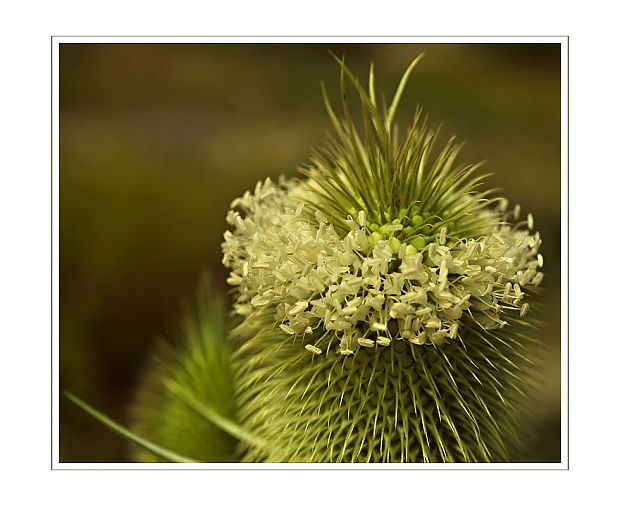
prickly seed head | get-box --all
[223,56,544,462]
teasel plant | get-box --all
[66,54,545,464]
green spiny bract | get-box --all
[130,277,238,462]
[223,55,544,463]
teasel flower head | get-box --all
[222,55,544,463]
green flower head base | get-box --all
[222,55,544,463]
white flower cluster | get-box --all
[222,178,543,355]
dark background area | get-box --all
[59,42,561,462]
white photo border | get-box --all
[51,35,568,470]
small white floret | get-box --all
[315,210,328,224]
[439,227,447,245]
[304,344,322,355]
[357,337,375,348]
[358,210,366,227]
[376,336,391,346]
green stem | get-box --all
[64,391,197,463]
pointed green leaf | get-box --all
[64,391,197,463]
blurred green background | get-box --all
[59,42,561,462]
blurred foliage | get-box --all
[59,43,561,462]
[130,275,237,462]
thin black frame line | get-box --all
[566,35,570,471]
[55,466,568,471]
[50,35,54,472]
[51,35,569,39]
